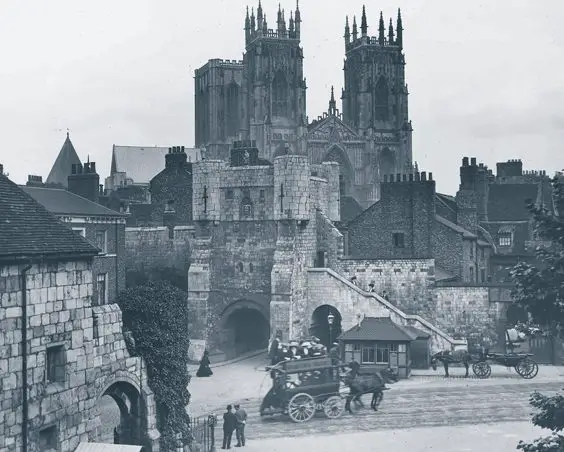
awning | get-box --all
[75,443,143,452]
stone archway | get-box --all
[310,304,343,347]
[220,300,270,359]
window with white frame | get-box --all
[72,227,85,237]
[46,345,66,383]
[95,230,107,253]
[97,273,107,305]
[361,345,375,364]
[498,232,512,247]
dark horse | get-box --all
[342,362,397,413]
[430,349,479,378]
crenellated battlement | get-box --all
[382,171,433,183]
[344,6,403,51]
[245,1,302,45]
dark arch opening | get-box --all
[323,145,353,197]
[224,307,270,358]
[310,305,342,347]
[96,381,147,448]
[379,147,396,178]
[272,71,289,118]
[374,76,389,121]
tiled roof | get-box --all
[0,174,98,260]
[436,267,457,282]
[435,193,457,222]
[111,145,201,185]
[341,196,365,223]
[487,184,539,221]
[338,317,417,342]
[435,214,476,239]
[21,186,125,217]
[46,133,82,188]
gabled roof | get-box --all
[111,145,201,185]
[338,317,417,342]
[21,186,125,217]
[435,214,477,239]
[307,113,360,139]
[341,196,365,223]
[46,133,82,188]
[0,174,98,261]
[487,184,539,221]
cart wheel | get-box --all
[472,361,491,379]
[323,396,344,419]
[515,358,539,379]
[288,393,316,423]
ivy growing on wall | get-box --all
[117,281,193,451]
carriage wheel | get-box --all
[515,358,539,379]
[472,361,491,379]
[288,393,316,423]
[323,396,344,419]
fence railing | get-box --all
[189,415,217,451]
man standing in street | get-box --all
[222,405,237,449]
[234,404,248,447]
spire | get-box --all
[263,13,268,33]
[295,0,301,22]
[46,132,82,188]
[388,18,394,44]
[352,16,358,40]
[277,3,282,23]
[328,86,337,115]
[250,7,256,30]
[257,0,263,29]
[378,11,385,44]
[245,6,250,29]
[282,9,286,32]
[289,10,295,33]
[344,15,350,44]
[361,6,368,36]
[396,8,403,49]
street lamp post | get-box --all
[327,312,335,347]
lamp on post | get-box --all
[327,312,335,347]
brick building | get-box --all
[21,169,127,306]
[0,172,159,452]
[345,170,492,284]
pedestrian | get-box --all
[329,342,340,365]
[368,281,375,292]
[222,404,237,449]
[196,350,213,377]
[350,275,358,286]
[234,404,248,447]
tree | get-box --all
[117,281,193,451]
[509,176,564,452]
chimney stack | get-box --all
[0,164,3,175]
[68,162,100,203]
[26,175,44,187]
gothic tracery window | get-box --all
[272,71,289,117]
[374,76,389,121]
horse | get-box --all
[430,349,479,378]
[341,363,397,413]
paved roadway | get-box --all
[216,380,563,440]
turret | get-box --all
[378,12,385,45]
[388,18,394,44]
[396,8,403,49]
[192,160,224,222]
[274,154,310,221]
[361,6,368,37]
[344,16,350,44]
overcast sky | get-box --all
[1,0,562,195]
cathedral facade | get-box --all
[194,3,413,208]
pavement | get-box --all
[239,421,547,452]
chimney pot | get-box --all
[90,162,96,174]
[181,145,185,152]
[409,173,414,181]
[0,163,3,175]
[421,171,427,181]
[415,172,420,181]
[471,157,477,166]
[462,157,469,166]
[429,172,433,181]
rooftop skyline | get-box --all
[1,0,562,195]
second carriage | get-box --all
[260,356,347,423]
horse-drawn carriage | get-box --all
[431,327,539,379]
[260,356,346,423]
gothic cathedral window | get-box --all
[272,71,289,117]
[374,76,389,121]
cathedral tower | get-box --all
[241,1,307,162]
[341,7,413,182]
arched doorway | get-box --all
[96,381,146,447]
[310,305,342,347]
[221,301,270,359]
